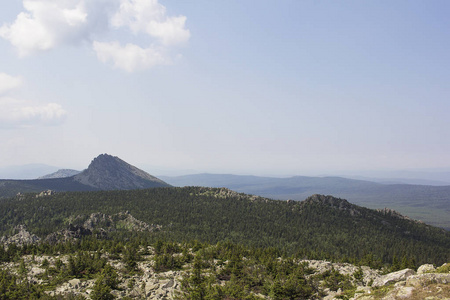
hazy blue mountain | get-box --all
[38,169,81,179]
[342,175,450,186]
[160,173,450,229]
[331,170,450,186]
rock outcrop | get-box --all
[44,211,161,243]
[35,189,56,197]
[1,211,161,247]
[0,225,40,246]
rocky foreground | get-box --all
[0,213,449,299]
[1,247,449,299]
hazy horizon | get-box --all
[1,1,449,177]
[2,157,450,186]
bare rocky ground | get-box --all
[1,250,183,299]
[1,250,448,299]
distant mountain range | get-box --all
[0,154,170,198]
[160,173,450,230]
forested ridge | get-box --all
[161,173,450,230]
[1,187,449,268]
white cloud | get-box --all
[0,73,23,95]
[112,0,190,46]
[0,0,89,56]
[19,102,67,124]
[146,16,190,46]
[0,98,67,128]
[93,41,170,72]
[0,0,190,71]
[0,72,67,129]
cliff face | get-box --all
[73,154,170,190]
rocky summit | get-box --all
[74,154,171,190]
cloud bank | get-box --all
[0,0,190,72]
[0,73,66,128]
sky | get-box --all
[0,0,449,177]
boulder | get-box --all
[417,264,435,274]
[372,269,415,287]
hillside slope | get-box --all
[0,187,448,266]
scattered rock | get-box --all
[1,249,448,300]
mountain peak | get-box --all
[74,154,170,190]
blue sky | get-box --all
[0,0,449,176]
